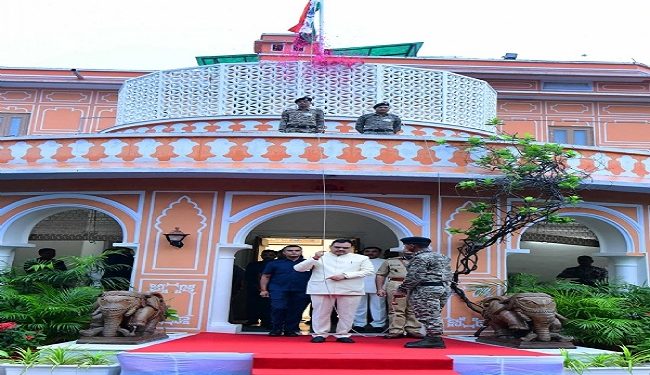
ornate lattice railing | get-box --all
[116,62,497,132]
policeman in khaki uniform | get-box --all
[393,236,452,349]
[375,246,422,338]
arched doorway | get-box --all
[509,214,647,285]
[228,210,401,331]
[13,208,124,271]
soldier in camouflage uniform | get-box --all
[279,96,325,133]
[393,236,452,348]
[355,102,402,135]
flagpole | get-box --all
[318,0,324,54]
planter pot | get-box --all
[1,364,120,375]
[566,367,650,374]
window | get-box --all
[292,45,304,52]
[271,44,284,52]
[549,127,593,146]
[542,81,593,92]
[0,113,29,136]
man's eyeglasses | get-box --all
[332,246,351,249]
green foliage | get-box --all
[0,322,45,356]
[561,347,650,374]
[448,119,588,311]
[505,275,650,350]
[1,346,116,367]
[0,251,130,347]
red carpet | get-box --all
[131,333,549,375]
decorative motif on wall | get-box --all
[116,62,497,132]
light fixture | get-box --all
[503,53,518,60]
[164,227,189,248]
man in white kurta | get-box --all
[294,239,375,343]
[353,247,387,331]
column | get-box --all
[595,253,645,285]
[207,243,251,333]
[0,246,16,272]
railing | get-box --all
[116,62,497,132]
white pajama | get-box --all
[311,294,363,338]
[353,292,387,327]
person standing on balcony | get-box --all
[355,102,402,135]
[279,96,325,133]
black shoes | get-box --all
[283,331,300,337]
[268,331,282,337]
[310,336,326,343]
[383,333,403,339]
[336,337,355,343]
[404,336,446,349]
[351,325,366,332]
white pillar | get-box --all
[0,246,16,271]
[206,243,251,333]
[594,253,644,285]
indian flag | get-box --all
[288,0,321,43]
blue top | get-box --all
[262,258,311,292]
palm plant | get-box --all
[0,251,130,347]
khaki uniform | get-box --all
[376,257,422,336]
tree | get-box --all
[446,120,588,311]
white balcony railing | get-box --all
[116,62,497,132]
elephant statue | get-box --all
[79,291,168,340]
[476,292,572,344]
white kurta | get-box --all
[294,252,375,295]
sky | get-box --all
[3,0,650,71]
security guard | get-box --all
[393,236,452,348]
[376,246,423,338]
[355,102,402,135]
[279,96,325,133]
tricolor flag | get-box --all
[288,0,321,43]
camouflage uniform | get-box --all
[397,250,452,337]
[376,257,422,336]
[279,108,325,133]
[355,113,402,134]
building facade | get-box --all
[1,34,650,334]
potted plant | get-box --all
[562,346,650,374]
[0,347,120,375]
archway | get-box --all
[13,208,124,271]
[509,214,647,285]
[231,210,400,329]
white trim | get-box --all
[227,193,423,226]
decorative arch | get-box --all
[513,204,639,254]
[0,194,140,246]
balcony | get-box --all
[115,62,498,133]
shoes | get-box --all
[383,333,403,339]
[369,326,385,333]
[310,336,326,343]
[336,337,355,343]
[284,331,300,337]
[404,336,446,349]
[406,332,424,338]
[268,331,282,337]
[351,325,366,332]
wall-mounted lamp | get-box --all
[164,227,189,248]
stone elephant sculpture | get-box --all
[477,292,572,343]
[79,291,168,338]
